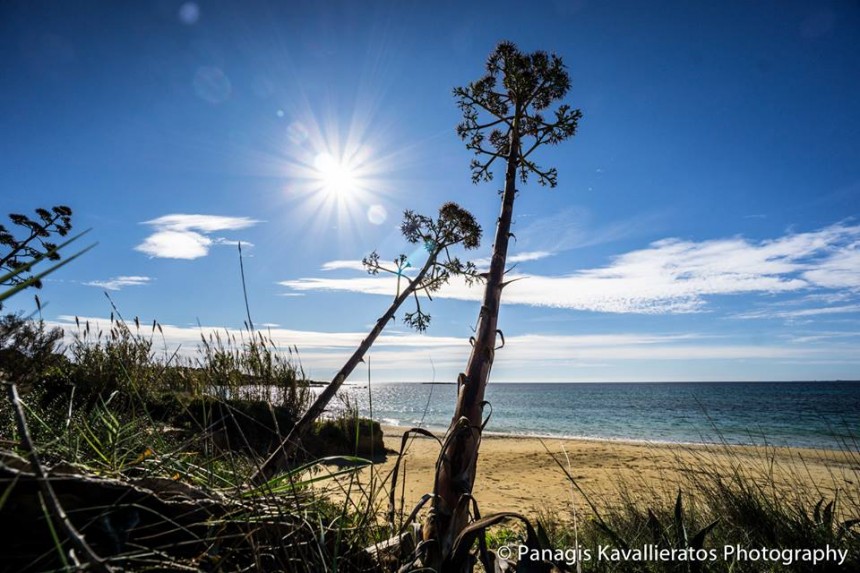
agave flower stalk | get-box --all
[252,202,481,483]
[428,41,582,568]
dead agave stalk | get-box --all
[251,202,481,483]
[429,41,582,569]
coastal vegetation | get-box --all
[2,315,858,572]
[1,43,858,573]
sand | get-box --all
[317,425,859,519]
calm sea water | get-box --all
[328,382,860,450]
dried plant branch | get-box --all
[5,380,113,573]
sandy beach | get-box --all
[320,425,859,519]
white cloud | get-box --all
[801,241,860,289]
[142,214,259,233]
[322,260,367,272]
[318,252,554,275]
[283,275,418,298]
[48,316,860,382]
[137,230,212,259]
[472,250,553,269]
[135,214,260,259]
[83,276,153,291]
[279,222,860,315]
[212,237,253,248]
[734,304,860,320]
[785,331,860,344]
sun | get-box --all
[312,152,357,199]
[276,112,398,243]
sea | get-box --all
[327,381,860,451]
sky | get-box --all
[1,0,858,383]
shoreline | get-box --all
[379,424,859,469]
[373,421,857,453]
[322,424,860,519]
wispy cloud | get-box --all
[49,316,860,382]
[280,222,860,315]
[784,330,860,344]
[516,207,662,254]
[318,251,556,276]
[322,260,367,271]
[734,304,860,320]
[83,275,153,291]
[472,250,553,269]
[135,214,260,259]
[801,243,860,289]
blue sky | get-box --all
[2,0,858,382]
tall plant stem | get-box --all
[251,252,437,483]
[432,125,520,557]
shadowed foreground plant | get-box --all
[1,206,72,291]
[1,312,384,572]
[0,205,96,307]
[0,313,65,386]
[252,202,481,483]
[5,381,112,572]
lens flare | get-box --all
[193,66,231,104]
[287,121,309,145]
[367,204,387,225]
